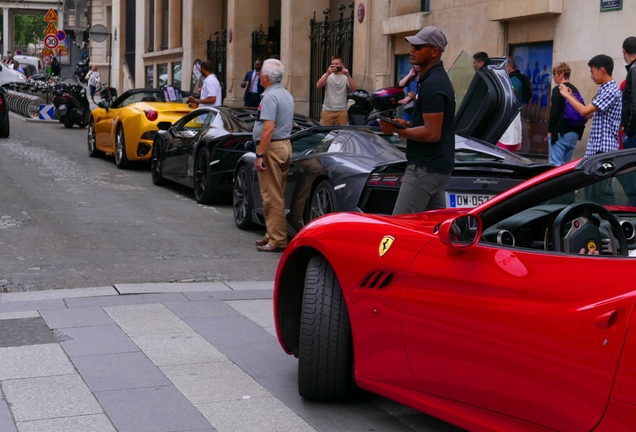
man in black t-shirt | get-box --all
[379,26,456,214]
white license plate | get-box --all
[58,104,67,115]
[446,193,493,208]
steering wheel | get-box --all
[552,202,628,256]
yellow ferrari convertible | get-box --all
[87,86,194,169]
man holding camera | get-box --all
[316,55,357,125]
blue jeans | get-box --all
[549,131,578,166]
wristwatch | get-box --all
[255,153,264,158]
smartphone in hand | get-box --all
[378,115,407,129]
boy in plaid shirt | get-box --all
[559,54,622,203]
[559,54,622,157]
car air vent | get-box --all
[360,271,397,290]
[620,220,636,241]
[496,229,515,246]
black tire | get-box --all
[298,255,353,401]
[193,147,216,204]
[150,139,165,186]
[63,116,74,129]
[233,164,256,230]
[308,180,337,224]
[0,116,10,138]
[87,119,104,157]
[115,125,129,169]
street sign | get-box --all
[57,30,66,41]
[44,22,58,35]
[42,55,52,65]
[90,24,110,42]
[44,34,59,49]
[44,8,59,22]
[39,104,55,121]
[41,48,54,56]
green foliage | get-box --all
[13,15,48,47]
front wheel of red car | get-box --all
[298,255,353,401]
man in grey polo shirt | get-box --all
[253,58,294,252]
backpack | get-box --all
[509,70,532,104]
[563,92,588,128]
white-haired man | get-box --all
[253,59,294,252]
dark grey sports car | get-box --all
[232,58,553,235]
[150,106,318,204]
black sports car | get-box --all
[232,58,553,235]
[150,106,318,204]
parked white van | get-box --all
[12,55,44,75]
[0,63,26,86]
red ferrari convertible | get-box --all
[274,149,636,431]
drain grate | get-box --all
[0,317,66,348]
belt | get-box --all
[253,138,290,145]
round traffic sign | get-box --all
[44,34,59,49]
[42,55,52,65]
[90,24,110,42]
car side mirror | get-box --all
[157,121,172,131]
[98,100,110,110]
[438,214,482,255]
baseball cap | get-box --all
[405,26,448,51]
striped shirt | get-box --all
[586,80,622,156]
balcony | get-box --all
[489,0,563,21]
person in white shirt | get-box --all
[316,54,357,125]
[188,60,222,107]
[85,66,101,102]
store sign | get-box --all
[600,0,622,12]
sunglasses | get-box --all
[412,44,436,51]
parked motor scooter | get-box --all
[347,89,373,125]
[74,57,90,83]
[53,78,91,128]
[347,87,405,126]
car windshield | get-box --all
[477,157,636,256]
[482,157,636,230]
[308,130,405,160]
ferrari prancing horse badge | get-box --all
[379,235,394,257]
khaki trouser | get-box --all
[257,139,292,248]
[320,110,348,126]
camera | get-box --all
[336,66,343,72]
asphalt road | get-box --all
[0,115,282,292]
[0,113,464,432]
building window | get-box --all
[173,62,182,89]
[161,0,169,50]
[158,63,168,86]
[421,0,430,12]
[149,0,155,52]
[146,65,154,87]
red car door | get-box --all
[402,242,634,431]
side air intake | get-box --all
[360,271,397,290]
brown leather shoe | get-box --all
[256,243,285,252]
[255,239,268,247]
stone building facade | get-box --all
[88,0,635,158]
